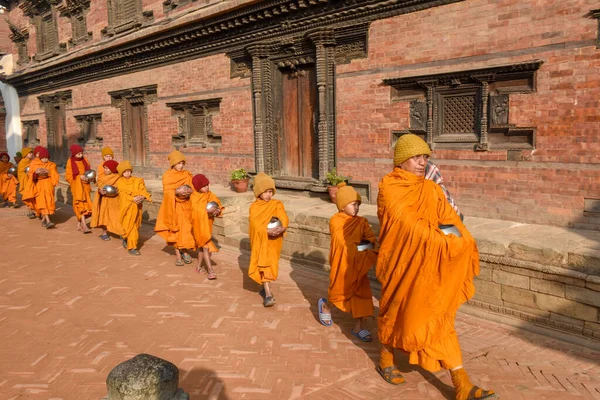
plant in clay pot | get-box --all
[326,167,347,203]
[230,168,250,193]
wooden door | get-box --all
[279,67,317,179]
[51,105,67,166]
[126,101,146,166]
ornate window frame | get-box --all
[21,0,66,61]
[74,113,102,145]
[7,21,30,66]
[166,98,222,148]
[22,120,40,147]
[101,0,154,38]
[58,0,93,47]
[592,9,600,48]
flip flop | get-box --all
[99,234,111,241]
[318,298,333,326]
[351,329,372,342]
[175,259,184,267]
[376,365,406,385]
[182,253,192,264]
[207,270,217,280]
[196,266,206,274]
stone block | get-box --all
[542,273,585,287]
[493,270,529,289]
[503,301,550,318]
[583,321,600,339]
[477,263,493,281]
[535,293,598,322]
[470,294,504,307]
[507,243,565,266]
[587,281,600,292]
[474,279,501,299]
[476,238,508,256]
[501,286,537,309]
[568,250,600,275]
[500,265,543,278]
[565,285,600,308]
[530,278,565,297]
[549,312,585,329]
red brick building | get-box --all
[2,0,599,228]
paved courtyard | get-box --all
[0,205,599,400]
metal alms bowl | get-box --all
[206,201,219,211]
[439,224,462,237]
[175,184,192,198]
[24,166,30,174]
[7,166,17,176]
[84,169,97,181]
[102,185,118,197]
[267,217,283,230]
[357,240,374,252]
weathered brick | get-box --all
[583,321,600,339]
[535,293,598,322]
[477,264,493,281]
[503,301,549,318]
[565,285,600,308]
[474,279,501,299]
[549,312,585,329]
[500,265,544,279]
[530,278,565,297]
[493,270,529,289]
[501,286,537,309]
[542,273,586,287]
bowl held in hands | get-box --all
[357,240,374,251]
[84,169,97,181]
[7,167,17,176]
[24,166,30,174]
[267,217,283,230]
[206,201,219,211]
[102,185,118,197]
[175,184,192,198]
[439,224,462,237]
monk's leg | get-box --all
[174,248,183,265]
[378,343,406,385]
[203,248,215,273]
[80,215,91,233]
[449,367,496,400]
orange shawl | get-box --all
[116,177,152,250]
[65,158,93,218]
[190,191,224,252]
[154,169,194,248]
[0,160,18,203]
[17,158,31,194]
[248,199,289,284]
[376,167,478,354]
[90,173,124,235]
[29,160,59,215]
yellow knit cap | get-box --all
[335,182,361,211]
[21,147,32,157]
[168,150,186,167]
[101,147,114,158]
[253,172,276,198]
[117,160,133,176]
[393,134,431,166]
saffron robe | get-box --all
[29,160,59,216]
[116,177,152,250]
[96,162,106,182]
[328,212,378,319]
[248,199,289,284]
[17,158,32,203]
[376,167,479,372]
[21,158,42,214]
[65,158,93,219]
[91,173,125,236]
[0,161,18,203]
[190,191,224,252]
[154,169,195,249]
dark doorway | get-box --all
[126,101,146,167]
[50,103,68,166]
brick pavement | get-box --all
[0,205,599,400]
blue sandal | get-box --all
[351,329,372,342]
[318,298,333,326]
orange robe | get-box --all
[29,160,59,216]
[154,169,195,249]
[0,161,18,203]
[96,162,106,182]
[91,173,124,236]
[248,199,289,284]
[328,213,378,319]
[21,158,41,214]
[17,158,32,206]
[190,191,224,252]
[376,167,479,372]
[116,177,152,250]
[65,158,93,219]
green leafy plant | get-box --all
[326,167,347,186]
[230,168,249,181]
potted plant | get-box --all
[230,168,250,193]
[326,167,347,203]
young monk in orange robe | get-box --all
[21,146,45,218]
[318,182,378,342]
[65,144,93,233]
[116,161,152,256]
[190,174,224,279]
[17,147,37,218]
[91,160,124,241]
[29,147,59,229]
[96,147,114,182]
[154,150,195,266]
[248,172,289,307]
[376,134,496,400]
[0,152,19,208]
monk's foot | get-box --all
[196,265,206,274]
[263,295,276,307]
[451,368,497,400]
[351,328,373,342]
[42,220,48,228]
[1,202,8,208]
[99,234,110,241]
[27,212,37,219]
[376,365,406,385]
[46,221,55,229]
[181,252,192,264]
[128,249,141,256]
[318,298,333,326]
[175,258,184,267]
[207,267,217,280]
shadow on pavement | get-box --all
[180,366,230,400]
[237,237,260,294]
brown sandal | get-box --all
[376,365,406,386]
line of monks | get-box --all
[0,134,497,400]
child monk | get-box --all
[248,172,289,307]
[317,182,378,342]
[154,150,195,266]
[116,161,152,256]
[97,147,114,181]
[21,146,44,218]
[190,174,224,279]
[91,160,124,241]
[17,147,36,218]
[0,152,18,208]
[65,144,93,233]
[30,147,59,228]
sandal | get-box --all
[351,329,373,342]
[45,222,55,229]
[27,212,37,219]
[263,296,276,307]
[100,234,110,241]
[318,298,333,326]
[376,365,406,386]
[121,237,127,249]
[196,266,206,274]
[175,259,184,267]
[207,269,217,280]
[182,253,192,264]
[128,249,141,256]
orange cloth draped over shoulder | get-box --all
[17,157,34,210]
[154,169,195,249]
[190,191,224,252]
[116,176,152,250]
[97,162,107,181]
[376,167,479,372]
[65,158,93,219]
[0,160,18,203]
[91,173,124,236]
[328,212,378,319]
[248,199,289,284]
[21,158,42,214]
[29,159,59,216]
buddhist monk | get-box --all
[91,160,124,241]
[18,147,37,218]
[317,182,378,342]
[375,134,497,400]
[97,147,115,182]
[190,174,224,279]
[116,161,152,255]
[14,152,23,165]
[65,144,93,233]
[248,172,289,307]
[30,147,59,228]
[0,152,18,208]
[154,150,195,266]
[21,146,45,218]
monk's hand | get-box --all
[35,168,45,174]
[80,175,89,183]
[99,188,107,195]
[210,208,221,217]
[133,195,145,204]
[267,226,285,237]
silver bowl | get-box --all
[206,201,219,211]
[24,166,30,174]
[84,169,97,181]
[357,240,374,251]
[175,184,192,198]
[7,166,17,176]
[102,185,118,197]
[267,217,283,230]
[439,224,462,237]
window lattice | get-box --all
[443,95,475,134]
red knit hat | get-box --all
[33,146,44,156]
[38,147,50,159]
[70,144,83,157]
[103,160,119,173]
[0,152,8,161]
[192,174,210,191]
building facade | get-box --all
[2,0,599,228]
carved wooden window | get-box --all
[101,0,153,37]
[20,0,66,61]
[167,99,222,148]
[163,0,194,13]
[74,113,102,145]
[384,61,543,151]
[22,120,40,147]
[59,0,92,46]
[8,22,30,65]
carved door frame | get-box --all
[38,90,72,167]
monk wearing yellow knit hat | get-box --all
[154,150,195,266]
[317,182,378,343]
[248,172,289,307]
[375,134,497,400]
[17,147,37,217]
[97,147,115,182]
